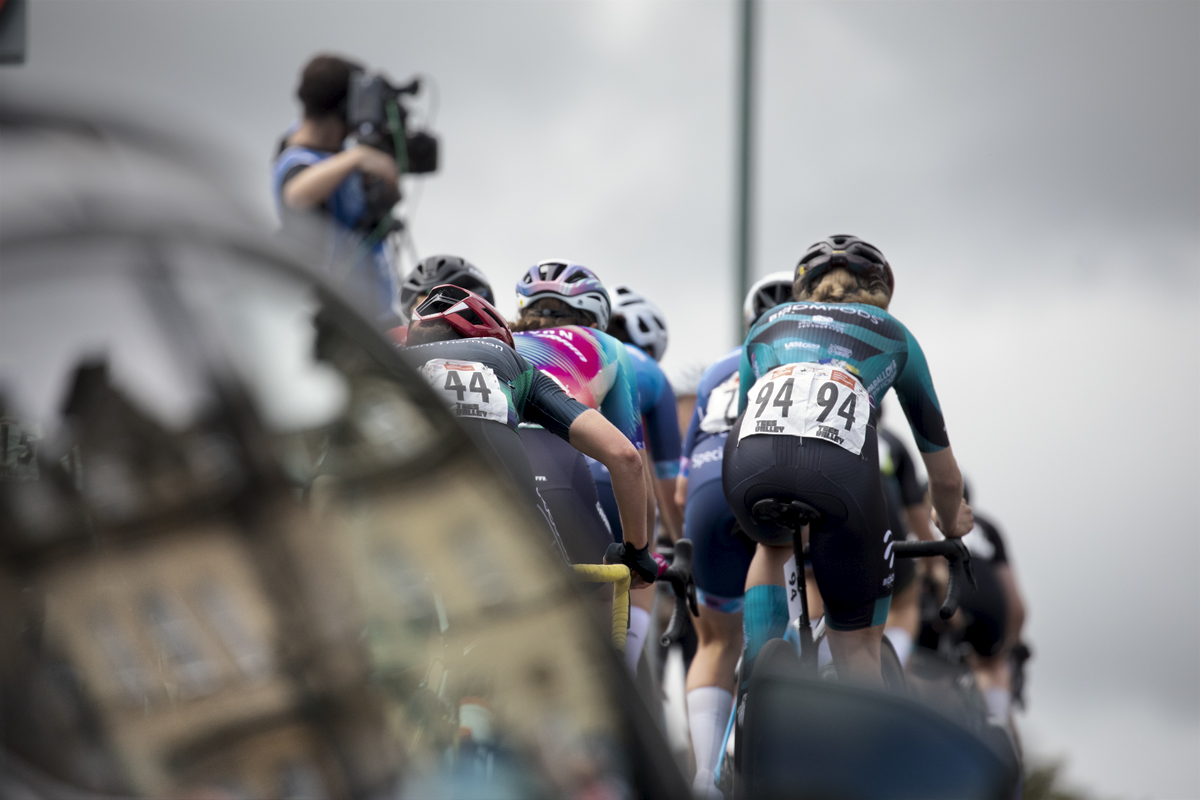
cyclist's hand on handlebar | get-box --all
[932,498,974,538]
[604,542,666,587]
[351,144,400,183]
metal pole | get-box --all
[733,0,757,345]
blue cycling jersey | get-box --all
[680,347,741,479]
[272,145,399,321]
[623,343,681,479]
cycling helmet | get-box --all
[742,271,795,330]
[794,235,894,295]
[409,284,514,348]
[399,254,494,318]
[609,285,669,361]
[515,260,612,331]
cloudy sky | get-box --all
[3,1,1197,796]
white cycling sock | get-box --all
[625,606,651,674]
[984,687,1011,722]
[687,686,733,797]
[885,626,914,668]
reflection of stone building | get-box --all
[39,524,346,798]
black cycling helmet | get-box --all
[399,254,493,318]
[794,235,894,296]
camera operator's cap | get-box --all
[515,260,612,331]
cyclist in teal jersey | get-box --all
[512,261,660,670]
[724,236,973,687]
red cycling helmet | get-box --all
[795,235,894,296]
[409,284,515,348]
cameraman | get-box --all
[273,54,403,323]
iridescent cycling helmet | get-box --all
[609,285,668,361]
[409,284,514,348]
[794,235,894,296]
[399,255,494,318]
[742,271,795,330]
[515,260,612,331]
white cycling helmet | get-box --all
[743,271,795,330]
[609,284,669,361]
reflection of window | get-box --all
[90,607,151,704]
[193,579,272,682]
[140,591,219,699]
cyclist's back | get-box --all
[724,236,973,688]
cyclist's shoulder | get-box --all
[699,347,743,395]
[403,337,518,374]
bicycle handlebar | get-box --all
[659,539,699,647]
[572,563,631,651]
[890,538,977,620]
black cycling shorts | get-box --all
[687,433,755,608]
[518,426,614,565]
[722,413,894,632]
[458,418,542,513]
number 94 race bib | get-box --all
[737,362,870,455]
[419,359,509,424]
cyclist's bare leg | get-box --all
[688,606,742,694]
[746,541,792,589]
[825,624,885,688]
[686,606,742,795]
[741,542,793,687]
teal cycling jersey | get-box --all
[738,301,949,452]
[513,327,645,449]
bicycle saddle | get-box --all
[749,499,822,544]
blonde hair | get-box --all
[511,297,596,332]
[793,267,891,310]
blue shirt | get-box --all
[272,144,400,322]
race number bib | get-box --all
[737,362,870,455]
[700,373,740,434]
[419,359,508,424]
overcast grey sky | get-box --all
[3,2,1198,796]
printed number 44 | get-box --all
[444,370,492,402]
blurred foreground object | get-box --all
[0,103,684,799]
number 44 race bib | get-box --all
[737,362,870,455]
[419,359,508,424]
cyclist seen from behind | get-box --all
[677,272,795,796]
[604,284,684,544]
[723,235,974,687]
[511,262,662,671]
[402,285,659,586]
